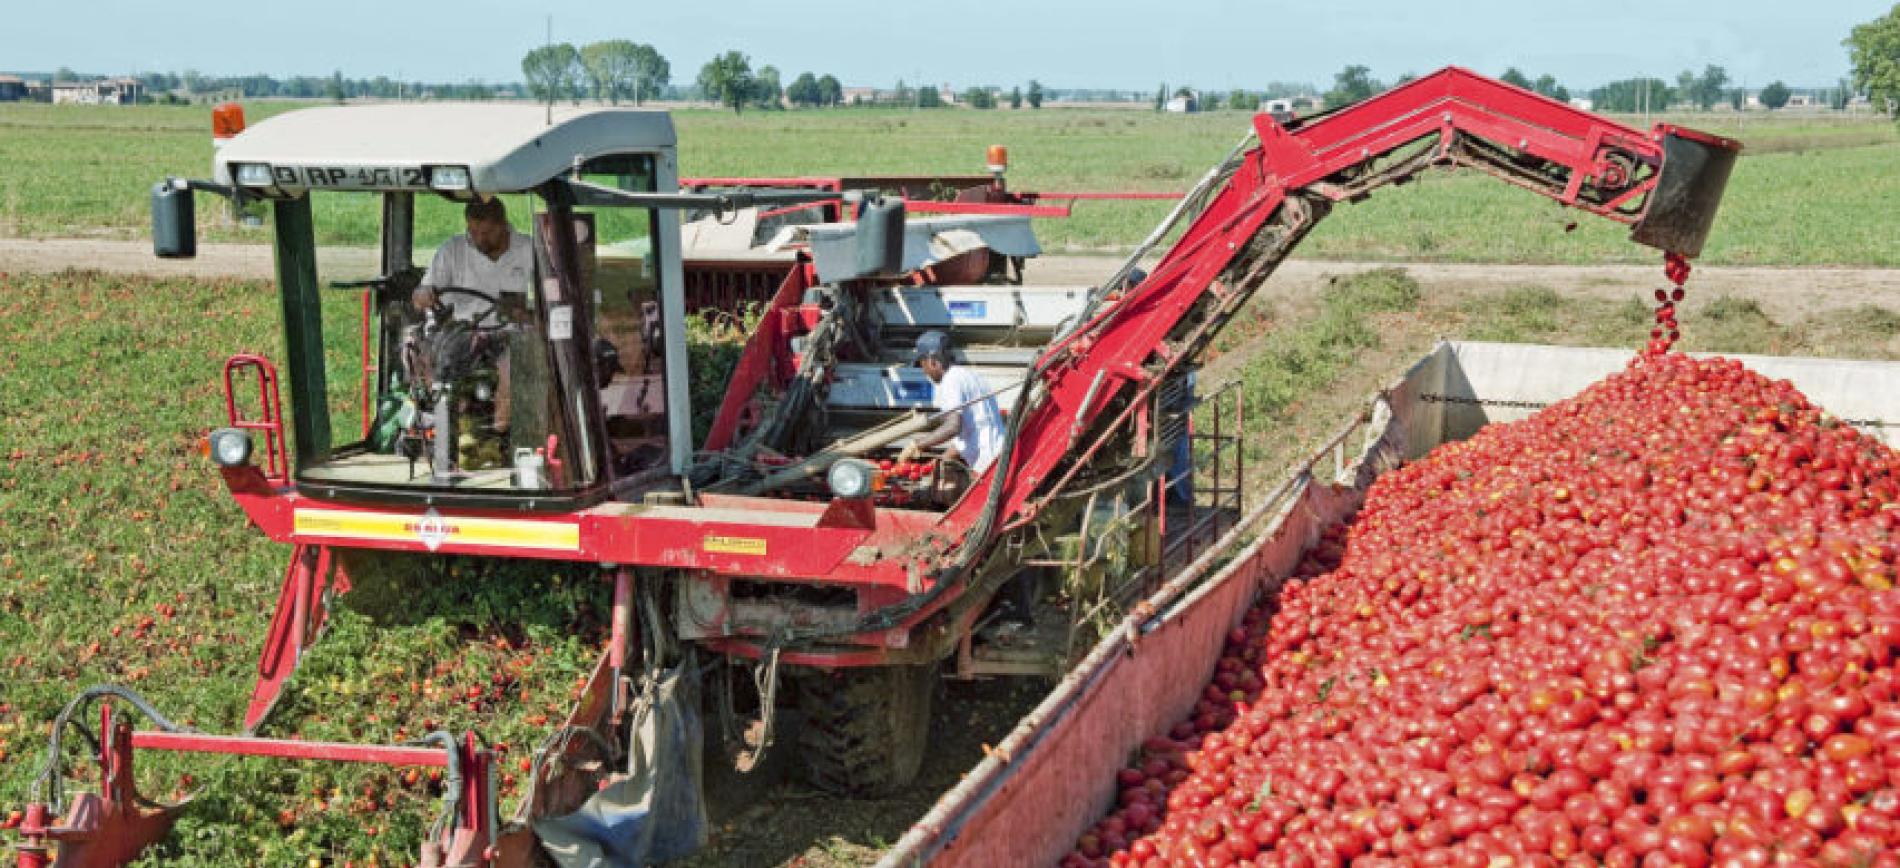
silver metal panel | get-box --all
[655,150,693,474]
[783,216,1043,284]
[825,362,1026,411]
[871,285,1090,332]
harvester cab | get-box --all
[158,105,706,506]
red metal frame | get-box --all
[16,704,493,868]
[702,259,817,451]
[1023,191,1181,201]
[902,200,1071,218]
[243,543,351,733]
[221,354,287,486]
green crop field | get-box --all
[1,101,1896,264]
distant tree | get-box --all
[1325,65,1381,107]
[1699,66,1731,109]
[1500,67,1533,90]
[918,85,943,108]
[787,72,821,107]
[1523,72,1572,102]
[817,74,842,106]
[1847,4,1900,120]
[1676,65,1730,110]
[327,70,345,104]
[893,79,914,107]
[1393,72,1418,87]
[753,65,783,109]
[580,40,657,105]
[1729,88,1746,111]
[1261,81,1314,100]
[698,51,755,113]
[1832,78,1853,111]
[1229,89,1260,111]
[963,86,995,108]
[1009,86,1022,109]
[1590,77,1674,113]
[1027,79,1044,108]
[1676,69,1699,106]
[522,43,583,107]
[630,44,670,105]
[1759,80,1791,110]
[53,66,78,83]
[1155,82,1167,111]
[1201,90,1223,111]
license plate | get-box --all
[270,165,430,190]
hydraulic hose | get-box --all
[31,685,200,813]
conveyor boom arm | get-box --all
[946,66,1740,554]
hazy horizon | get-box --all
[3,1,1889,93]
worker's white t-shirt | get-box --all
[934,365,1005,472]
[421,231,535,325]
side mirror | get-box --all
[151,178,197,259]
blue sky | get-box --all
[3,0,1887,90]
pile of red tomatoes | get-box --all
[1071,353,1900,868]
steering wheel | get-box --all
[425,285,508,330]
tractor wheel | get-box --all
[795,661,937,797]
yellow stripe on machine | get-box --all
[293,508,580,552]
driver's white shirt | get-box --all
[421,231,534,325]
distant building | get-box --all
[1568,97,1595,112]
[1164,92,1198,113]
[0,75,25,102]
[841,86,878,105]
[51,77,140,105]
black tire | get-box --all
[795,661,937,797]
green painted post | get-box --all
[273,197,331,466]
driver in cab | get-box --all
[407,197,534,438]
[412,198,533,323]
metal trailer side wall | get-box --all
[881,341,1900,867]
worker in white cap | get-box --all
[899,330,1006,473]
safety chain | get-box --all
[1420,393,1900,430]
[1419,394,1551,410]
[1647,252,1693,355]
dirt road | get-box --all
[8,237,1898,323]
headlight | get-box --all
[208,428,253,467]
[827,459,877,500]
[427,165,472,192]
[232,163,274,187]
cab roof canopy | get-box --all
[213,104,676,196]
